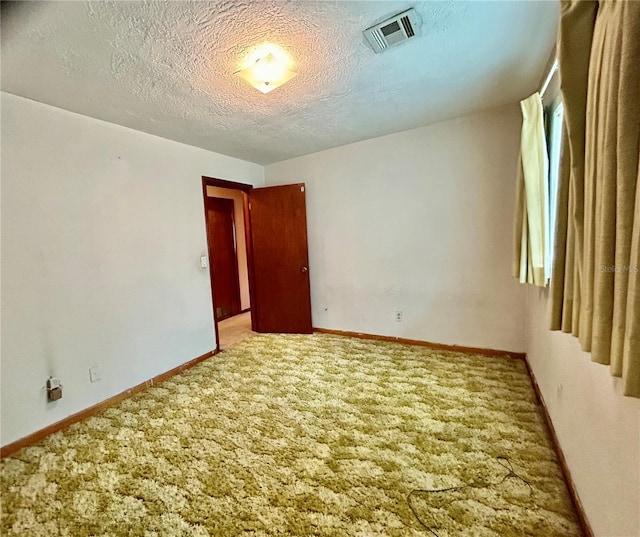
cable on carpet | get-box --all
[407,456,533,537]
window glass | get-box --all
[546,101,564,275]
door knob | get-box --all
[301,266,308,273]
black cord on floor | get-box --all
[407,456,533,536]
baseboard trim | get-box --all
[313,327,526,360]
[240,308,251,314]
[0,349,217,459]
[522,358,594,537]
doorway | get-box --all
[203,178,254,350]
[201,176,313,352]
[217,311,252,349]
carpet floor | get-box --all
[1,333,581,536]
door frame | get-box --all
[201,176,256,351]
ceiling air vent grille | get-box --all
[401,15,415,38]
[363,8,421,53]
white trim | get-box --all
[540,59,559,98]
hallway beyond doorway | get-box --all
[218,311,253,349]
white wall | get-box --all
[205,186,250,311]
[0,92,263,446]
[526,287,640,537]
[265,105,526,352]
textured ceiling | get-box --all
[1,1,558,164]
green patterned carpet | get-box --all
[1,334,581,536]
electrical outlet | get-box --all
[395,311,403,322]
[89,366,101,383]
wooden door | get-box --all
[249,183,312,333]
[206,197,241,321]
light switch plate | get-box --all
[89,366,101,383]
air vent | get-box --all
[363,8,421,53]
[401,15,414,37]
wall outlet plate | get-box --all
[47,376,61,390]
[395,311,403,322]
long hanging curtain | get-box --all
[513,93,550,287]
[550,0,640,397]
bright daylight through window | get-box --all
[546,99,564,278]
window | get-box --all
[543,69,564,279]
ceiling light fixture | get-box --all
[236,51,297,94]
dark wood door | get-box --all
[249,183,312,333]
[206,197,241,321]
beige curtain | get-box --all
[513,93,550,287]
[551,0,640,397]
